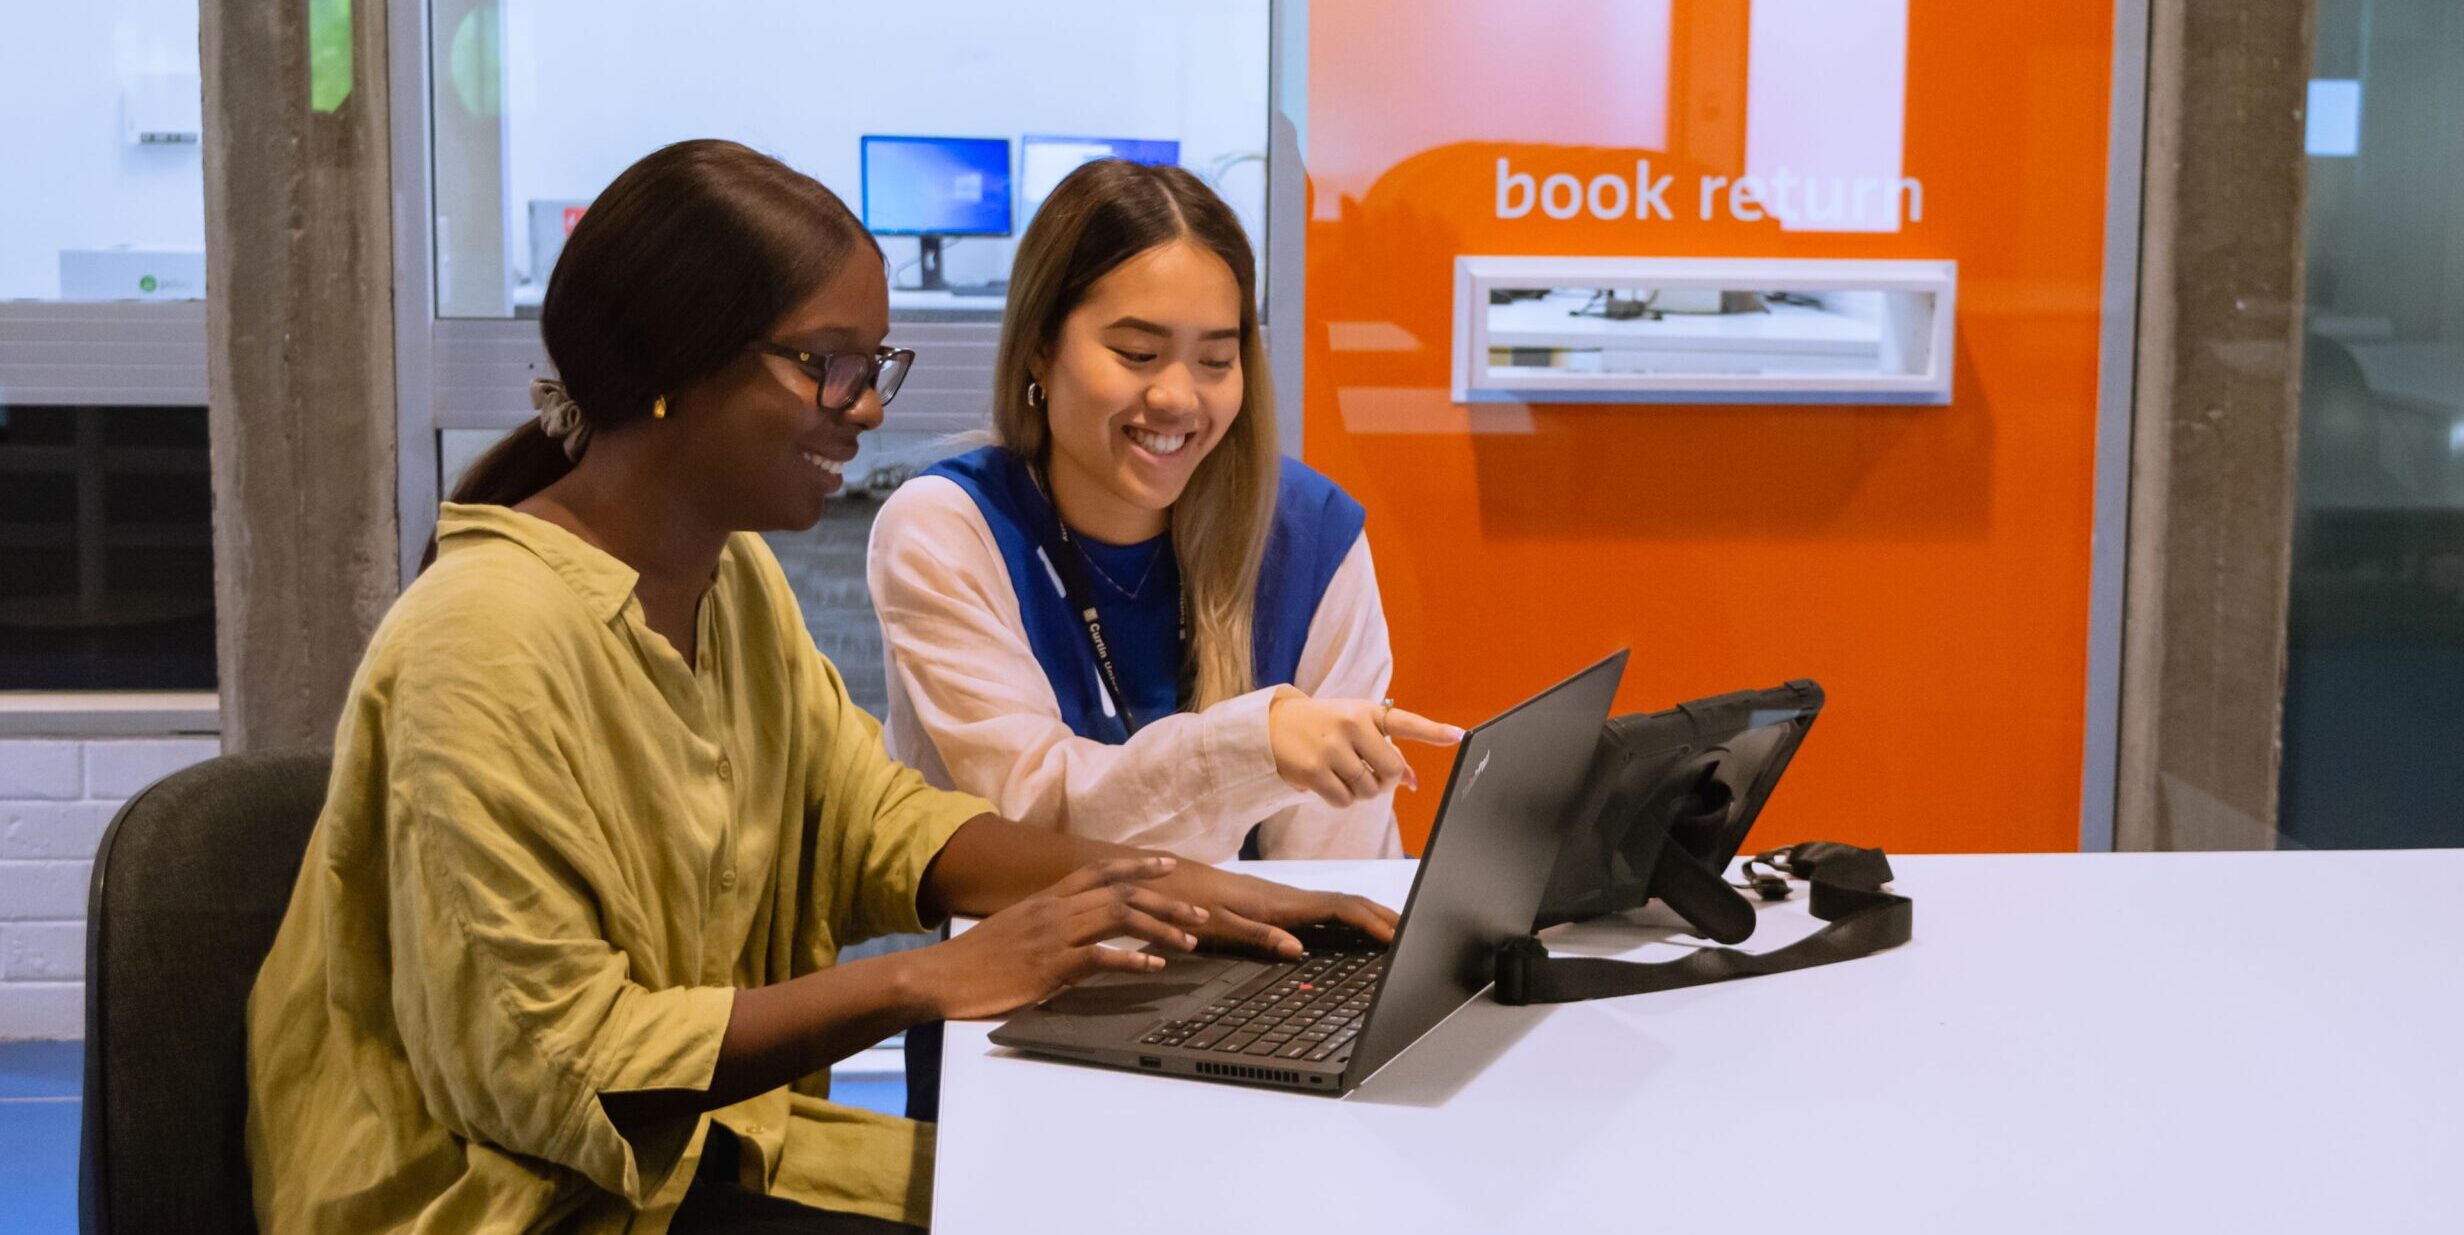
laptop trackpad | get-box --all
[1037,952,1253,1015]
[998,953,1264,1050]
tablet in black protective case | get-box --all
[1535,680,1824,938]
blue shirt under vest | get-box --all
[917,446,1366,745]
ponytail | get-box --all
[417,421,573,572]
[452,419,573,507]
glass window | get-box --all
[0,1,205,302]
[2284,0,2464,848]
[0,406,216,690]
[428,0,1272,318]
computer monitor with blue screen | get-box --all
[1020,136,1182,225]
[861,135,1013,291]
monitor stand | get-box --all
[914,234,949,291]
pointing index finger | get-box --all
[1382,708,1466,747]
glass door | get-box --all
[2283,0,2464,848]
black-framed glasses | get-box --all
[750,342,914,412]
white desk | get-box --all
[2346,340,2464,419]
[889,287,1009,317]
[933,852,2464,1234]
[494,284,1007,318]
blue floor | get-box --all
[0,1040,904,1235]
[0,1040,81,1234]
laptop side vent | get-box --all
[1196,1061,1302,1085]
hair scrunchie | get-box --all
[529,378,593,461]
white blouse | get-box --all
[866,474,1406,862]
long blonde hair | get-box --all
[992,160,1278,709]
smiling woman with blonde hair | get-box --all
[866,160,1460,1122]
[870,159,1462,870]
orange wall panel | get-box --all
[1305,1,2118,854]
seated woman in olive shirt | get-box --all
[243,140,1392,1235]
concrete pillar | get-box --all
[202,0,399,752]
[2116,0,2315,849]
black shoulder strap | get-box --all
[1493,842,1912,1005]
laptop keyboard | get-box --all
[1139,943,1388,1064]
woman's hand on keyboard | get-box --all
[913,855,1211,1019]
[1159,864,1401,959]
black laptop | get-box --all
[988,650,1628,1094]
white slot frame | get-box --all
[1451,256,1957,405]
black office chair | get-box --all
[79,749,330,1235]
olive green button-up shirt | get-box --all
[246,503,986,1233]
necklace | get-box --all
[1078,538,1167,600]
[1033,459,1192,736]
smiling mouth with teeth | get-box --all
[1124,426,1193,457]
[799,450,846,475]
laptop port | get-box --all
[1138,1056,1162,1069]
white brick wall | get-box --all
[0,736,219,1039]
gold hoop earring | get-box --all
[1025,381,1044,409]
[652,396,668,421]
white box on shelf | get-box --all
[122,72,202,146]
[1451,256,1956,405]
[58,249,206,301]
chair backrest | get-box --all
[80,749,331,1235]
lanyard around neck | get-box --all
[1035,465,1192,737]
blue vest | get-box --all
[918,446,1366,745]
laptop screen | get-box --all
[1341,651,1628,1085]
